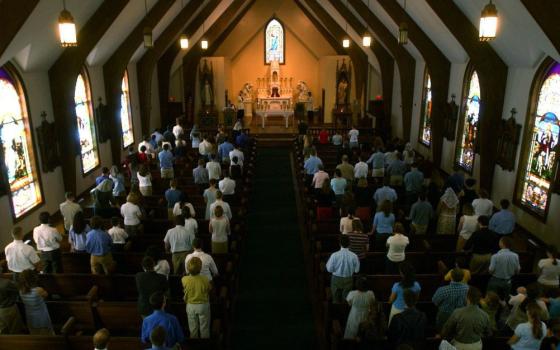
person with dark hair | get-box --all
[371,200,395,249]
[33,211,62,273]
[508,302,547,350]
[373,179,398,208]
[336,155,355,184]
[456,203,478,251]
[95,167,112,186]
[347,219,369,260]
[354,155,369,180]
[145,246,170,278]
[385,223,409,274]
[0,277,25,334]
[59,191,82,232]
[507,284,549,331]
[120,193,143,238]
[304,149,323,179]
[69,211,90,252]
[432,268,469,331]
[85,216,114,275]
[408,192,433,235]
[488,236,520,299]
[185,238,218,282]
[107,216,127,252]
[537,245,560,291]
[461,178,478,213]
[539,318,560,350]
[229,144,244,168]
[165,179,183,220]
[148,326,168,349]
[330,168,347,205]
[311,164,330,190]
[163,124,176,145]
[441,286,491,350]
[137,165,153,196]
[93,328,110,350]
[209,205,230,254]
[158,143,175,180]
[193,159,210,193]
[141,292,184,348]
[388,262,421,324]
[235,130,249,148]
[472,189,493,217]
[229,156,243,181]
[206,154,222,181]
[464,215,499,274]
[344,277,376,339]
[219,170,236,202]
[366,147,385,179]
[444,256,471,284]
[209,191,232,220]
[315,180,335,220]
[136,256,169,318]
[387,152,407,187]
[182,257,212,338]
[18,270,53,334]
[388,289,427,349]
[326,235,360,303]
[217,136,234,165]
[203,179,218,220]
[340,208,357,234]
[489,199,516,236]
[404,163,424,207]
[164,215,195,275]
[4,227,41,275]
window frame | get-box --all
[418,68,432,148]
[454,64,481,175]
[263,17,286,65]
[514,57,559,222]
[120,70,135,149]
[75,66,100,177]
[0,62,44,222]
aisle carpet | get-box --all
[231,147,315,349]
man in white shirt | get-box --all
[185,238,219,282]
[59,191,82,232]
[229,146,244,168]
[198,136,212,158]
[120,200,143,237]
[354,156,369,179]
[209,191,232,220]
[4,227,41,274]
[172,118,184,139]
[206,154,222,181]
[348,126,359,149]
[472,189,494,217]
[138,136,156,157]
[219,171,236,201]
[164,215,195,275]
[312,164,330,189]
[33,212,63,273]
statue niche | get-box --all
[199,59,214,111]
[496,109,522,172]
[444,95,459,141]
[36,111,61,173]
[335,59,352,111]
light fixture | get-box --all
[342,39,350,48]
[479,0,498,41]
[362,33,372,47]
[180,34,189,49]
[398,0,408,45]
[200,22,208,50]
[143,0,153,48]
[58,0,77,47]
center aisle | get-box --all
[231,147,315,349]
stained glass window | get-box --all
[419,71,432,147]
[265,19,284,64]
[519,63,560,216]
[120,71,134,148]
[75,69,99,174]
[456,70,481,172]
[0,66,42,218]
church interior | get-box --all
[1,0,560,349]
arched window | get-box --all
[265,19,284,64]
[120,71,134,148]
[455,68,481,173]
[0,64,43,218]
[74,68,99,174]
[419,70,432,147]
[516,60,560,218]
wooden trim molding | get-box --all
[521,0,560,57]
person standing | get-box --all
[135,256,169,318]
[388,289,427,349]
[385,223,409,274]
[508,303,547,350]
[373,179,398,208]
[209,191,232,220]
[68,212,90,253]
[432,268,469,331]
[217,137,234,164]
[182,257,212,338]
[158,144,175,180]
[463,216,499,274]
[346,220,369,261]
[17,270,54,335]
[388,262,421,324]
[0,278,25,334]
[366,148,385,180]
[336,155,355,184]
[348,126,359,149]
[120,194,143,238]
[370,200,395,249]
[172,118,184,139]
[472,189,494,217]
[487,236,520,299]
[326,235,360,304]
[4,227,41,275]
[206,154,222,181]
[165,180,183,220]
[436,188,459,235]
[353,155,369,180]
[209,206,230,254]
[204,179,218,220]
[219,170,236,202]
[408,193,433,235]
[489,199,516,236]
[404,163,424,208]
[163,215,195,275]
[185,238,219,282]
[85,216,115,275]
[537,246,560,292]
[141,292,184,348]
[456,203,479,251]
[311,164,330,190]
[193,159,210,192]
[440,286,492,350]
[344,277,375,339]
[59,191,82,233]
[109,166,126,197]
[33,212,62,273]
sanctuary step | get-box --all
[253,133,296,146]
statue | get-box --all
[335,59,352,110]
[199,59,214,108]
[296,81,310,102]
[36,111,61,173]
[241,83,253,101]
[496,108,522,172]
[444,94,459,141]
[95,97,110,143]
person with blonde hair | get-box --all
[209,206,230,254]
[508,302,547,350]
[137,165,152,196]
[182,257,212,338]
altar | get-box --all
[255,97,293,128]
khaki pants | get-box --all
[186,303,210,338]
[139,186,152,196]
[452,340,482,350]
[390,175,403,187]
[172,251,189,275]
[331,275,353,304]
[469,253,491,274]
[0,305,25,334]
[411,223,427,235]
[90,254,115,275]
[161,168,174,179]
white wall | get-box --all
[391,64,403,138]
[410,61,427,152]
[127,63,144,142]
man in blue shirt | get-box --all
[326,235,360,303]
[164,179,182,219]
[217,137,234,164]
[304,149,323,187]
[404,163,425,209]
[141,292,184,348]
[366,148,385,178]
[85,216,114,275]
[489,199,516,236]
[95,167,111,186]
[432,268,469,331]
[235,131,249,148]
[488,236,520,299]
[158,144,175,180]
[373,178,398,208]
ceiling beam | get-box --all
[103,0,175,164]
[136,0,208,135]
[377,0,450,166]
[48,0,129,194]
[348,0,416,140]
[521,0,560,57]
[294,1,346,56]
[156,0,223,125]
[324,0,395,126]
[302,0,369,118]
[424,0,508,193]
[0,0,39,59]
[181,0,254,121]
